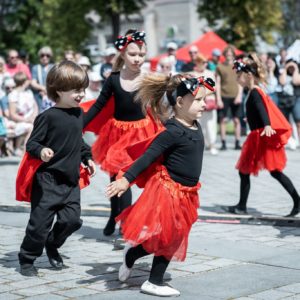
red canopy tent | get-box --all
[150,31,243,71]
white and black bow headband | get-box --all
[114,31,146,51]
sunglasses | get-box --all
[40,54,51,58]
[9,56,18,59]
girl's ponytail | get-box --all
[136,73,182,120]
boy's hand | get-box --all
[106,177,130,198]
[40,148,54,162]
[261,125,276,137]
[86,159,96,177]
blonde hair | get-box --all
[13,72,28,87]
[136,73,184,120]
[243,52,267,84]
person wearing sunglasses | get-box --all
[31,46,54,112]
[5,49,32,80]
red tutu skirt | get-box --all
[236,129,287,175]
[116,166,201,261]
[92,116,157,175]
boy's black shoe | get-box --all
[20,263,38,277]
[103,217,116,236]
[222,205,248,215]
[46,246,64,269]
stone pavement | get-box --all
[0,142,300,299]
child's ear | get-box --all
[176,96,183,108]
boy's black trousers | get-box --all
[19,171,82,264]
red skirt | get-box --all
[236,129,287,175]
[92,116,157,175]
[116,166,201,261]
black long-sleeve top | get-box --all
[83,72,145,126]
[124,118,204,187]
[246,88,271,131]
[26,107,92,185]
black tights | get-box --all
[126,244,170,285]
[109,175,132,221]
[238,171,300,209]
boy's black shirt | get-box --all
[26,107,92,185]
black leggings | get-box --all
[238,171,300,209]
[109,175,132,220]
[126,244,170,285]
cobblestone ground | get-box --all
[0,140,300,299]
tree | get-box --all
[93,0,148,41]
[197,0,283,51]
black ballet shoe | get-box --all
[222,205,248,215]
[285,207,300,217]
[46,246,64,269]
[103,218,116,236]
[20,263,38,277]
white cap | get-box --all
[78,56,91,66]
[103,47,117,57]
[167,42,178,50]
[88,72,101,82]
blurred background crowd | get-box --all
[0,0,299,157]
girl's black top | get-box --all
[246,88,270,131]
[83,72,145,126]
[124,118,204,187]
[26,107,92,185]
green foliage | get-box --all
[0,0,148,62]
[197,0,283,51]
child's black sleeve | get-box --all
[83,75,113,126]
[80,139,92,165]
[26,114,48,159]
[124,129,178,183]
[252,89,271,126]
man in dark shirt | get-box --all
[18,61,96,277]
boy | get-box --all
[18,61,96,276]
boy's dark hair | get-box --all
[13,72,27,87]
[46,60,89,102]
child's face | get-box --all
[122,43,146,72]
[56,88,85,108]
[177,87,206,120]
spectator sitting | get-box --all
[181,45,199,72]
[99,47,117,84]
[8,72,38,156]
[5,49,32,80]
[207,48,221,72]
[0,56,11,99]
[31,46,54,112]
[157,56,174,75]
[64,50,75,62]
[78,56,91,73]
[85,72,101,101]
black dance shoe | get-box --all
[46,246,64,269]
[222,205,248,215]
[103,218,116,236]
[20,263,38,277]
[285,207,300,217]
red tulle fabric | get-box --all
[236,129,287,175]
[236,88,291,176]
[116,166,201,261]
[92,116,160,175]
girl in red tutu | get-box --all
[107,73,215,297]
[224,53,300,217]
[84,29,159,235]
